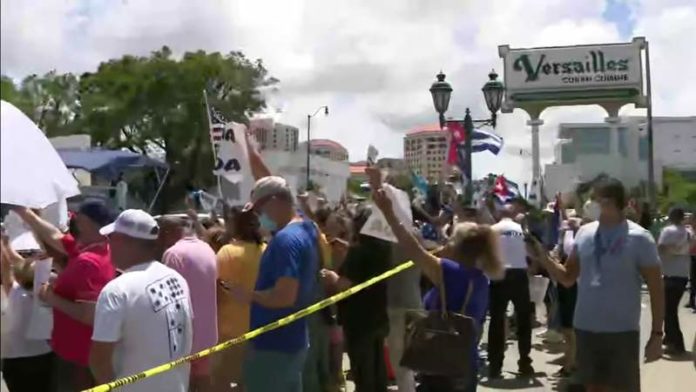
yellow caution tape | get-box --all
[84,260,416,392]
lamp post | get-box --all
[306,106,329,190]
[429,70,505,205]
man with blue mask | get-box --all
[226,176,320,392]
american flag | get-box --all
[208,106,227,144]
[209,106,227,126]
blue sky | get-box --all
[603,0,636,38]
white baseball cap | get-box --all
[99,209,160,240]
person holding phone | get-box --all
[534,178,664,392]
[214,207,265,392]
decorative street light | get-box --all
[306,106,329,190]
[430,69,505,205]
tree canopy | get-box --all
[659,169,696,212]
[2,46,277,212]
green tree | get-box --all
[1,72,81,136]
[658,169,696,212]
[77,46,276,212]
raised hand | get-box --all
[365,166,382,191]
[371,187,393,214]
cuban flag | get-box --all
[492,175,521,204]
[410,170,429,197]
[446,121,466,165]
[471,129,504,155]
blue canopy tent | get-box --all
[57,148,168,178]
[56,148,170,211]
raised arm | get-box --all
[534,237,579,287]
[12,207,66,255]
[367,167,442,285]
[1,234,18,295]
[245,129,272,180]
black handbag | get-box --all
[400,265,477,377]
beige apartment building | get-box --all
[404,124,449,182]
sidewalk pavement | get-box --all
[342,292,696,392]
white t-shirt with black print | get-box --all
[92,261,193,392]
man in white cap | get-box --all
[89,209,193,392]
[224,176,321,392]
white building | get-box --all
[260,149,350,202]
[634,116,696,172]
[251,120,300,152]
[544,116,696,199]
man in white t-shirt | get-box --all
[658,207,694,355]
[89,209,193,392]
[488,204,535,378]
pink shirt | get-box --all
[53,237,114,365]
[163,237,218,354]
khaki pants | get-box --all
[211,342,246,391]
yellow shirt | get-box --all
[318,232,333,269]
[216,241,266,340]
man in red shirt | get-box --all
[15,200,115,391]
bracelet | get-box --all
[651,330,664,337]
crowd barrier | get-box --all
[84,260,416,391]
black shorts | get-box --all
[557,284,577,328]
[575,329,640,392]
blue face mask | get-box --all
[258,212,278,233]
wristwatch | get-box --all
[651,330,664,337]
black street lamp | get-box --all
[306,106,329,190]
[430,69,504,205]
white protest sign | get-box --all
[4,211,41,251]
[212,122,250,182]
[26,259,53,340]
[42,194,70,232]
[361,185,413,243]
[367,145,379,166]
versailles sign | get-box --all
[498,38,647,112]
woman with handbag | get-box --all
[366,167,504,392]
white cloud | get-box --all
[2,0,694,186]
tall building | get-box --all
[543,116,696,199]
[403,124,448,182]
[251,120,300,152]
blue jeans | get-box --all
[244,347,308,392]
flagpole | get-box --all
[203,90,224,200]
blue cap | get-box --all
[78,200,115,227]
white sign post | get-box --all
[499,38,646,111]
[497,37,648,203]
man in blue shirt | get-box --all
[227,176,319,392]
[537,178,664,392]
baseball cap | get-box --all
[78,200,115,227]
[99,209,160,240]
[244,176,293,211]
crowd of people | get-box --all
[1,132,695,392]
